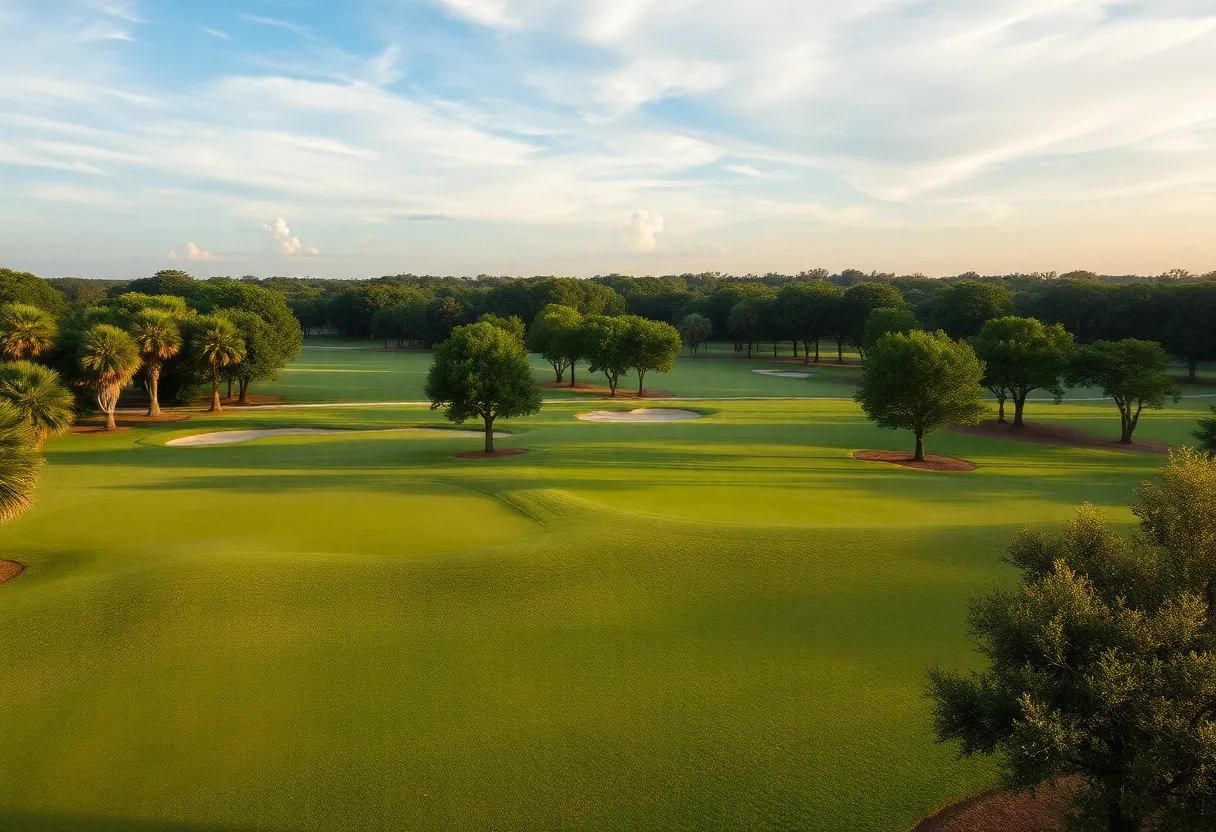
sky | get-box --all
[1,0,1215,279]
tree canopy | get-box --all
[862,307,920,356]
[0,362,74,445]
[624,316,681,396]
[79,324,141,431]
[0,400,44,524]
[972,316,1073,426]
[582,315,634,395]
[677,313,712,357]
[1067,339,1181,443]
[527,304,583,384]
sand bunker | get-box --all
[752,369,812,379]
[577,408,702,423]
[167,427,504,447]
[0,560,24,585]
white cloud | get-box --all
[183,242,217,261]
[263,218,320,256]
[434,0,520,29]
[204,28,231,41]
[622,209,664,252]
[723,164,764,177]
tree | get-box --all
[0,267,68,316]
[1067,339,1181,444]
[117,269,197,300]
[477,313,526,344]
[928,450,1216,832]
[929,280,1011,340]
[582,315,633,395]
[0,400,43,523]
[727,299,766,357]
[424,322,542,453]
[778,281,842,363]
[190,280,303,388]
[218,310,278,405]
[0,362,74,445]
[79,324,141,431]
[0,303,57,361]
[128,310,182,417]
[1197,407,1216,457]
[191,316,245,413]
[626,316,681,395]
[1162,283,1216,382]
[527,304,582,383]
[424,296,471,345]
[841,283,904,362]
[678,313,712,357]
[862,307,920,356]
[854,330,988,461]
[972,317,1073,427]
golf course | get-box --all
[2,341,1211,832]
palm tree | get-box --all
[0,362,75,445]
[678,313,713,358]
[129,311,182,417]
[194,316,244,413]
[79,324,141,431]
[0,303,56,361]
[0,400,44,523]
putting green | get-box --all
[1,353,1213,832]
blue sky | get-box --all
[1,0,1214,278]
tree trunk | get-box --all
[483,417,495,453]
[1188,358,1197,382]
[552,361,564,383]
[1013,396,1026,427]
[814,339,820,363]
[836,337,844,363]
[996,398,1006,423]
[746,341,752,358]
[570,362,576,387]
[226,377,233,399]
[792,340,798,358]
[238,378,249,405]
[147,364,162,417]
[637,370,646,396]
[914,432,925,462]
[1120,407,1133,443]
[772,341,777,358]
[210,368,223,413]
[105,407,117,431]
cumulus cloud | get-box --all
[622,209,664,252]
[263,218,320,256]
[168,242,217,261]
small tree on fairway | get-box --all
[425,322,542,453]
[0,400,43,523]
[626,317,681,395]
[128,310,182,417]
[79,324,141,431]
[855,330,987,461]
[0,303,56,361]
[972,316,1073,427]
[582,315,632,395]
[527,304,582,383]
[678,313,712,357]
[928,450,1216,832]
[1067,339,1181,444]
[192,316,245,413]
[0,362,75,445]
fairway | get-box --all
[1,349,1214,831]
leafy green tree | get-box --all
[128,311,182,417]
[929,280,1011,339]
[0,362,75,445]
[219,309,281,405]
[928,450,1216,832]
[727,298,767,357]
[1197,407,1216,457]
[527,304,582,383]
[0,400,44,523]
[781,281,842,364]
[1067,339,1181,443]
[862,307,920,356]
[116,270,197,300]
[582,315,633,395]
[424,296,471,345]
[477,313,526,344]
[1162,283,1216,382]
[973,317,1073,426]
[106,293,189,330]
[424,322,542,453]
[626,316,681,395]
[841,283,904,362]
[854,330,987,461]
[0,303,57,361]
[678,313,712,357]
[0,267,68,316]
[79,324,141,431]
[190,280,303,387]
[191,316,245,413]
[706,283,774,336]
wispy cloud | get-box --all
[240,14,324,43]
[204,27,231,41]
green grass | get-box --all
[2,349,1214,831]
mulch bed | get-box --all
[952,420,1168,454]
[69,426,132,435]
[0,561,24,585]
[853,450,976,472]
[912,780,1076,832]
[537,382,674,399]
[454,449,530,460]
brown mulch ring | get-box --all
[853,450,976,472]
[0,561,25,585]
[70,426,132,435]
[952,419,1168,454]
[537,382,674,398]
[912,780,1076,832]
[203,393,285,407]
[113,413,192,423]
[454,449,530,460]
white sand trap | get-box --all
[577,408,702,423]
[167,427,503,447]
[752,369,812,379]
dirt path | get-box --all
[911,780,1075,832]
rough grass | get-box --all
[1,352,1214,832]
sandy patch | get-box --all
[752,369,812,379]
[454,448,530,460]
[912,779,1076,832]
[853,449,976,472]
[167,427,505,447]
[538,382,674,398]
[952,419,1168,454]
[577,408,703,423]
[0,560,24,584]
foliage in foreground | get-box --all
[928,449,1216,832]
[0,399,43,523]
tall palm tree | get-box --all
[79,324,141,431]
[0,362,75,446]
[678,313,713,358]
[0,400,43,524]
[194,316,245,413]
[0,303,56,361]
[129,311,182,417]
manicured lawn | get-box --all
[1,351,1214,831]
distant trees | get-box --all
[626,317,681,396]
[425,322,542,453]
[0,303,57,361]
[79,324,142,431]
[128,311,182,417]
[0,400,44,523]
[841,283,904,362]
[972,317,1073,426]
[1162,283,1216,382]
[929,280,1011,340]
[527,305,583,383]
[1197,407,1216,456]
[929,450,1216,832]
[855,331,988,461]
[862,308,920,356]
[582,315,634,395]
[678,313,712,357]
[191,316,245,413]
[1067,339,1181,443]
[0,363,74,445]
[425,296,471,345]
[477,313,526,344]
[727,298,767,357]
[0,267,68,315]
[779,281,842,363]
